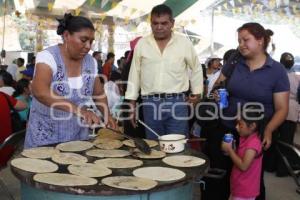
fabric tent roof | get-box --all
[2,0,297,21]
[1,0,198,20]
[0,0,299,58]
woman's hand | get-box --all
[106,115,118,130]
[80,109,100,127]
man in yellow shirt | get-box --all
[125,4,203,139]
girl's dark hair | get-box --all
[106,52,115,61]
[0,70,14,86]
[57,13,95,35]
[13,78,30,97]
[237,22,273,51]
[241,104,264,132]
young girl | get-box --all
[222,105,263,200]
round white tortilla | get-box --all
[133,167,185,182]
[162,155,206,167]
[52,152,88,165]
[86,149,130,158]
[133,149,166,159]
[67,163,112,178]
[21,147,60,159]
[94,138,123,150]
[56,141,93,152]
[94,158,143,168]
[102,176,157,191]
[123,139,158,148]
[11,158,58,173]
[33,173,97,186]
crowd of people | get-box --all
[0,3,300,200]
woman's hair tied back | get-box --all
[57,13,73,35]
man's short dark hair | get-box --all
[151,4,173,19]
[124,50,130,59]
[17,58,25,66]
[106,52,115,60]
[92,51,101,57]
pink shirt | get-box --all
[231,133,262,198]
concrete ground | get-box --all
[1,129,300,200]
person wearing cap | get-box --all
[276,52,300,176]
[125,4,203,139]
[20,67,34,80]
[205,56,222,97]
[206,56,222,76]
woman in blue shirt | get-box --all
[207,22,289,200]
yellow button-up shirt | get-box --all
[16,65,26,81]
[125,33,203,100]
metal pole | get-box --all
[2,0,7,50]
[210,7,215,55]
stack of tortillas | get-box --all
[93,138,123,150]
[11,158,58,173]
[94,158,143,168]
[162,155,206,167]
[68,163,112,177]
[133,149,166,159]
[56,141,93,152]
[86,149,130,158]
[101,176,157,191]
[123,139,158,148]
[97,128,124,140]
[33,173,98,186]
[52,152,88,165]
[133,167,185,182]
[21,147,60,159]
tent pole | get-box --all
[210,7,215,56]
[1,0,7,64]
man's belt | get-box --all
[142,92,186,99]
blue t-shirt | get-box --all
[221,55,290,129]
